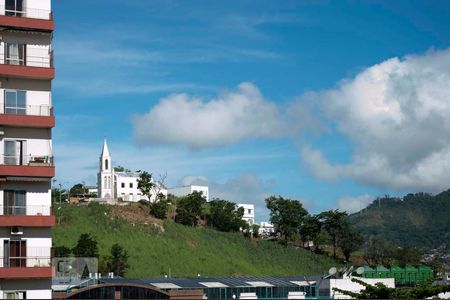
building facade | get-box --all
[0,0,55,298]
[238,203,255,225]
[98,139,167,202]
[167,185,209,201]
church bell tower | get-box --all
[98,139,113,198]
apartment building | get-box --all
[0,0,55,299]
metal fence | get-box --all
[0,154,54,166]
[0,247,51,268]
[0,205,51,216]
[0,103,52,116]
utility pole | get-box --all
[58,183,62,225]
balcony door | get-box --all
[4,140,27,165]
[5,43,26,66]
[3,239,26,268]
[5,0,23,17]
[3,190,26,215]
[5,90,26,115]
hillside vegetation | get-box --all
[349,189,450,249]
[53,203,339,278]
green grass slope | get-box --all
[349,190,450,249]
[53,203,338,278]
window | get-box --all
[4,240,26,268]
[104,159,109,170]
[129,183,133,188]
[121,182,125,188]
[5,90,26,115]
[5,43,26,65]
[248,209,252,214]
[3,190,26,215]
[5,0,23,16]
[4,140,26,165]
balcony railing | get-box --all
[0,154,54,166]
[0,247,51,268]
[1,52,53,68]
[0,205,51,216]
[0,103,53,116]
[0,5,52,20]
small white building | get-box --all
[318,276,395,299]
[258,221,275,236]
[168,185,209,201]
[97,139,167,202]
[238,203,255,225]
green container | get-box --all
[404,265,418,283]
[389,266,404,283]
[362,265,376,278]
[375,265,390,278]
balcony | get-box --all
[0,205,54,227]
[0,6,54,32]
[0,52,54,80]
[0,103,54,128]
[0,247,52,279]
[0,154,54,178]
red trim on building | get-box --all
[0,64,55,80]
[0,215,55,227]
[0,114,55,128]
[0,15,54,31]
[0,266,53,279]
[0,165,55,178]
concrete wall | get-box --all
[168,185,209,201]
[238,204,255,225]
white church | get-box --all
[97,139,167,202]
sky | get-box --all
[52,0,450,221]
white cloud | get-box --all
[132,82,284,149]
[300,48,450,192]
[336,194,373,214]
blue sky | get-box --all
[52,0,450,221]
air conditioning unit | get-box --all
[11,226,23,235]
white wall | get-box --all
[0,0,52,20]
[115,173,167,202]
[323,277,395,299]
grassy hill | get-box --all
[53,203,339,278]
[349,189,450,250]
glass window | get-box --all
[5,43,25,65]
[129,183,133,188]
[5,0,23,16]
[4,190,26,215]
[121,183,125,188]
[4,90,26,115]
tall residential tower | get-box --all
[0,0,55,298]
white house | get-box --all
[238,203,255,225]
[258,221,275,236]
[97,139,167,202]
[168,185,209,201]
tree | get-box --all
[251,224,260,238]
[52,188,68,203]
[175,191,206,226]
[137,171,154,199]
[72,233,99,258]
[395,245,422,267]
[299,215,322,249]
[106,243,129,277]
[363,238,397,266]
[150,194,169,219]
[338,224,364,261]
[54,245,71,257]
[333,277,450,299]
[265,196,308,244]
[70,183,87,196]
[318,210,348,258]
[206,200,246,232]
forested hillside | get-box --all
[349,190,450,249]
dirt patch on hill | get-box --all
[109,203,165,232]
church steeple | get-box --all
[101,138,111,158]
[98,138,113,198]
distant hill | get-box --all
[53,203,339,278]
[349,190,450,250]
